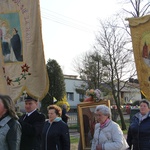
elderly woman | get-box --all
[91,105,128,150]
[0,94,21,150]
[41,105,70,150]
[127,99,150,150]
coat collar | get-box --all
[135,112,150,120]
[0,115,11,127]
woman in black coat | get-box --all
[41,105,70,150]
[127,99,150,150]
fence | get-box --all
[68,113,78,126]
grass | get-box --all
[69,124,80,144]
[70,136,79,149]
[116,119,130,134]
[70,136,79,143]
[69,124,79,129]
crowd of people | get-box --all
[0,94,70,150]
[0,93,150,150]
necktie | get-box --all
[23,114,28,120]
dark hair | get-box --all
[13,28,18,33]
[0,94,18,120]
[25,95,38,102]
[47,105,62,117]
[140,99,150,108]
[62,104,67,109]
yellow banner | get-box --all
[127,15,150,100]
[0,0,49,101]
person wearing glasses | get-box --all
[91,105,128,150]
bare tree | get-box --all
[113,0,150,37]
[95,19,136,130]
[73,50,109,90]
[120,0,150,17]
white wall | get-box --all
[64,78,86,108]
[121,83,141,103]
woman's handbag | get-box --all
[121,136,129,150]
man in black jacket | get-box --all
[19,95,45,150]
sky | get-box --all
[39,0,122,76]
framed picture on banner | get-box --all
[77,100,110,150]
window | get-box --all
[67,92,74,101]
[79,94,84,99]
[79,94,84,101]
[125,97,129,103]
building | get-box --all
[64,75,142,110]
[120,82,141,104]
[64,75,87,112]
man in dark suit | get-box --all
[19,95,45,150]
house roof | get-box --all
[64,74,79,79]
[121,82,140,92]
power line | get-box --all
[41,13,93,33]
[42,15,92,33]
[41,7,97,33]
[41,7,96,29]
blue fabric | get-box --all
[127,112,150,150]
[42,120,70,150]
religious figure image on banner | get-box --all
[127,15,150,100]
[142,42,150,66]
[0,13,23,63]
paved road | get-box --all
[70,129,80,138]
[118,114,130,120]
